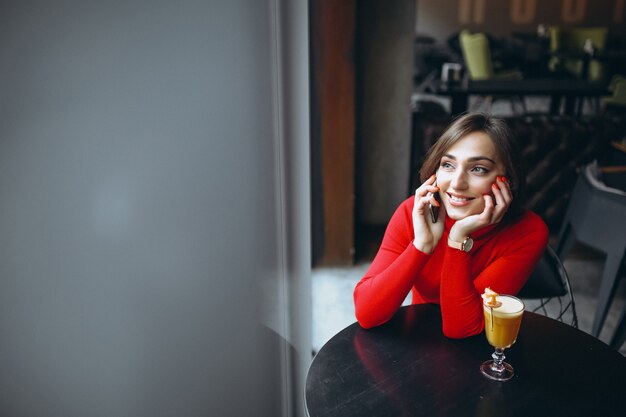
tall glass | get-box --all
[480,294,524,381]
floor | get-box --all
[312,242,626,357]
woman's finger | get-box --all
[491,203,507,223]
[428,193,440,207]
[492,178,512,205]
[413,189,431,213]
[416,186,439,199]
[491,182,505,207]
[415,175,438,196]
[492,177,513,222]
[496,176,513,203]
[483,194,495,219]
[420,194,437,209]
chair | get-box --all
[459,30,495,81]
[556,162,626,337]
[549,26,609,82]
[603,75,626,112]
[458,30,525,113]
[518,245,578,328]
[549,27,609,114]
[458,30,523,80]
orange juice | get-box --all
[483,295,524,349]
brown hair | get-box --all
[419,113,525,220]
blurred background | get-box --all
[311,0,626,266]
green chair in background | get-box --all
[603,75,626,109]
[549,26,609,82]
[459,30,521,81]
[459,30,524,113]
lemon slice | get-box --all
[482,287,502,308]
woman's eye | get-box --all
[472,166,489,174]
[440,161,454,169]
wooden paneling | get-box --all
[310,0,356,265]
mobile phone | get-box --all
[428,182,441,223]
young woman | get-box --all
[353,113,548,338]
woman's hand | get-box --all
[449,176,512,242]
[412,175,446,254]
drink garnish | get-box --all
[482,287,502,308]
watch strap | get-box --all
[448,236,473,252]
[447,237,464,251]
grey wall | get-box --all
[0,1,311,416]
[357,0,416,225]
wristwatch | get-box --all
[448,236,474,252]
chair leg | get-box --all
[609,305,626,350]
[591,254,623,337]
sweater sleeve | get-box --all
[439,213,549,338]
[354,197,430,329]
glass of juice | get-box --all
[480,294,524,381]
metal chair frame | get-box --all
[518,245,579,328]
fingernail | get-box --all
[501,176,508,182]
[492,184,498,189]
[483,193,491,196]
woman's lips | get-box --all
[446,192,475,207]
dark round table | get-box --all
[305,304,626,417]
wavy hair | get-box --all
[419,113,525,220]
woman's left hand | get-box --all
[449,176,513,241]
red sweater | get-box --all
[354,196,548,338]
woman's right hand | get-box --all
[412,174,445,254]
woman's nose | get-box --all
[450,170,468,189]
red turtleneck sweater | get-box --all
[353,196,548,338]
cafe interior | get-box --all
[2,1,625,416]
[311,0,626,358]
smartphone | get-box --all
[428,182,442,223]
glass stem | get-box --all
[491,348,506,373]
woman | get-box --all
[353,113,548,338]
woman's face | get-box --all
[436,131,505,221]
